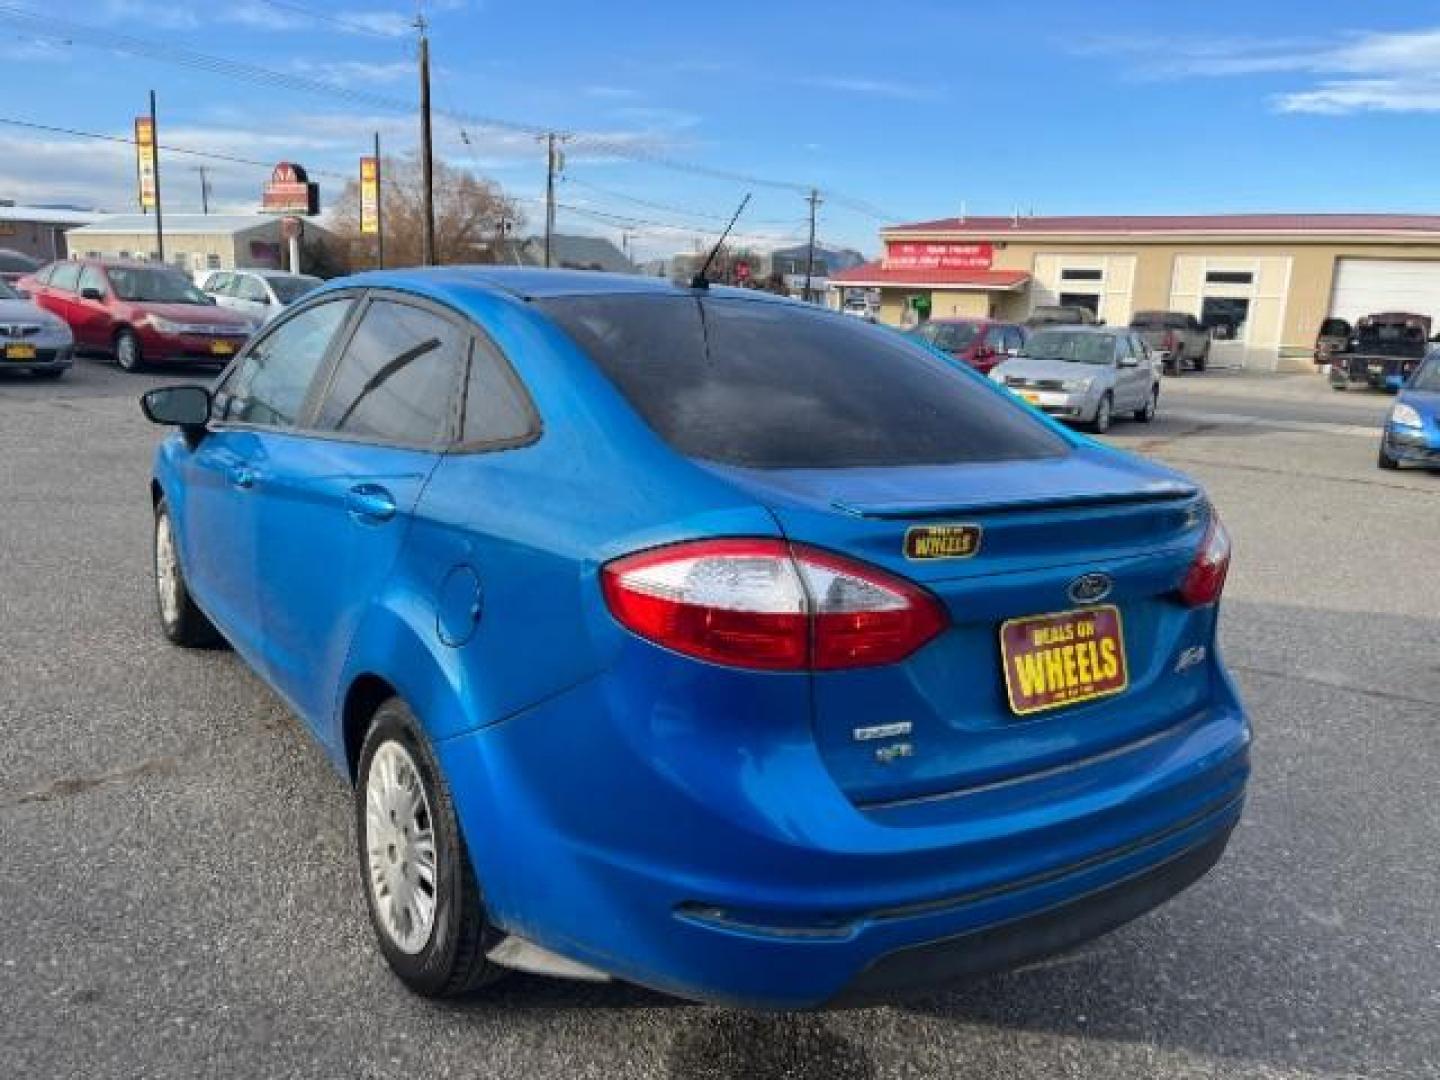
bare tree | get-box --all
[331,152,525,268]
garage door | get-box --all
[1330,259,1440,325]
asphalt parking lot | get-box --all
[2,357,1437,1080]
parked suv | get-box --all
[201,268,323,326]
[1130,311,1211,374]
[906,318,1026,375]
[19,258,255,372]
[1025,304,1099,329]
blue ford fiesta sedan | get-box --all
[142,269,1250,1008]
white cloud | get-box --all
[1083,26,1440,115]
[299,60,414,86]
[794,76,942,102]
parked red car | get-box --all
[17,258,255,372]
[904,318,1027,375]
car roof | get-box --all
[331,266,801,306]
[1028,324,1116,334]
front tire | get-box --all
[356,700,504,998]
[1089,393,1113,434]
[115,328,144,373]
[154,499,223,647]
[1378,442,1401,470]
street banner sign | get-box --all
[134,117,156,210]
[359,156,380,235]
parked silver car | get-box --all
[0,278,73,379]
[199,268,322,326]
[989,326,1161,433]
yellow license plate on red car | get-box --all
[210,340,235,356]
[1000,605,1129,716]
[5,343,37,360]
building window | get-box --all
[1201,297,1250,341]
[206,253,222,270]
[1060,267,1103,281]
[1058,292,1101,315]
[1205,270,1254,285]
[119,250,131,260]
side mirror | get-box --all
[81,287,104,301]
[141,385,212,429]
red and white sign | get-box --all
[884,241,993,272]
[262,161,320,215]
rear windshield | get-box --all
[1359,323,1425,344]
[908,321,980,351]
[539,295,1068,469]
[1131,312,1185,329]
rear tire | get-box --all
[356,699,505,998]
[1090,393,1113,434]
[1193,348,1208,372]
[115,328,144,373]
[1135,386,1158,422]
[153,499,223,647]
[1377,443,1400,470]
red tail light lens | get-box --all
[601,539,947,671]
[1178,512,1232,607]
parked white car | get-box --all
[199,269,323,326]
[989,326,1161,433]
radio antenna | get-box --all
[691,193,751,289]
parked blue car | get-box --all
[1378,349,1440,470]
[141,269,1250,1009]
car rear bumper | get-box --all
[437,662,1251,1009]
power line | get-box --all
[0,114,348,179]
[0,4,895,215]
[248,0,403,39]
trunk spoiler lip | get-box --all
[832,481,1201,520]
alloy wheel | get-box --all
[155,512,181,630]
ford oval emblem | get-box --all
[1068,572,1113,605]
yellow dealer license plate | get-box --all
[1020,391,1041,405]
[1000,605,1129,716]
[5,343,37,361]
[210,340,235,356]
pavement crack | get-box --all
[2,755,180,809]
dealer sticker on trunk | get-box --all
[904,523,981,560]
[1000,605,1129,716]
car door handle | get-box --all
[346,483,397,524]
[228,465,258,490]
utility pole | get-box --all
[149,90,164,263]
[191,166,210,214]
[416,15,436,266]
[374,131,385,269]
[543,132,561,268]
[803,187,822,303]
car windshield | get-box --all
[910,322,980,351]
[105,266,210,304]
[1023,330,1115,365]
[540,295,1068,469]
[1411,355,1440,391]
[269,275,323,303]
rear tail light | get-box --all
[1178,512,1232,607]
[1162,330,1177,351]
[601,538,947,671]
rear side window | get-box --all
[216,298,353,428]
[78,265,107,296]
[461,337,535,446]
[540,296,1068,469]
[313,298,465,447]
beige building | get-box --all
[830,214,1440,371]
[65,214,334,280]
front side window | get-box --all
[313,299,466,446]
[77,265,108,297]
[541,296,1068,469]
[215,299,353,428]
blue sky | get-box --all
[4,0,1440,259]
